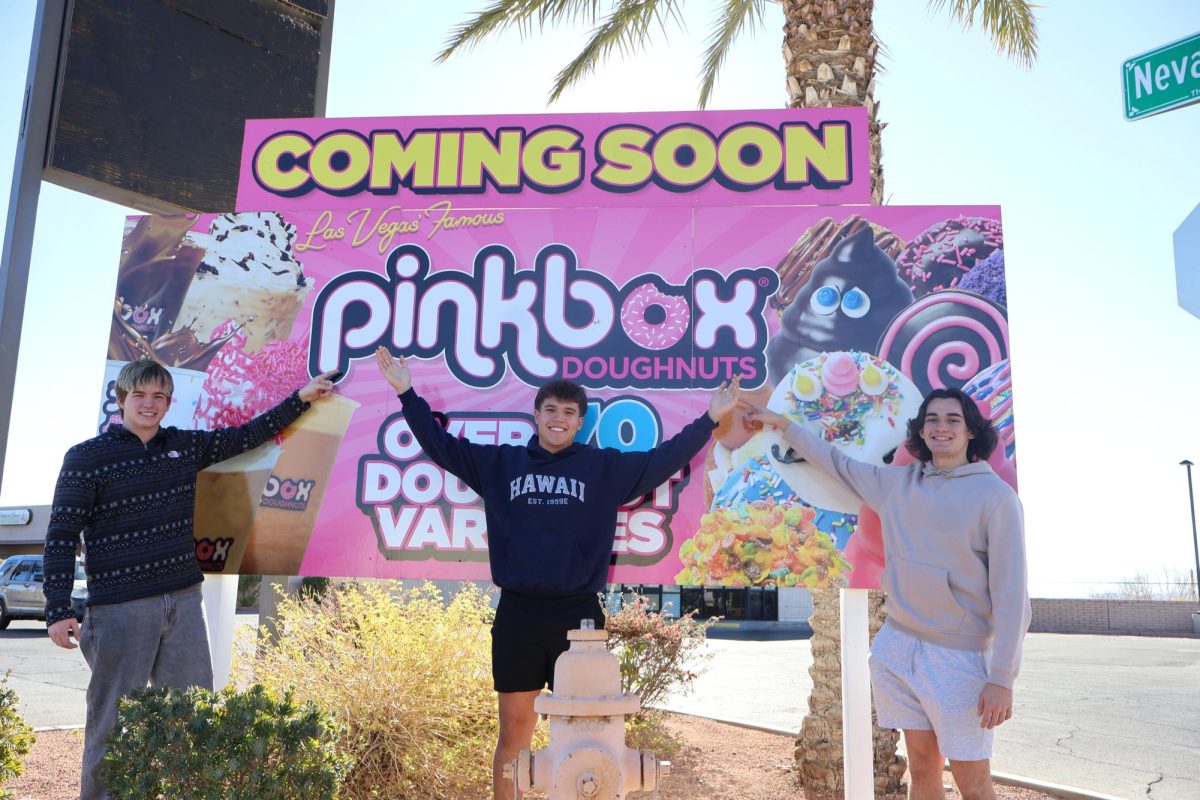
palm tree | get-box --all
[440,2,1038,796]
[438,0,1038,205]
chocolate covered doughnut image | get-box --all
[766,226,913,386]
[896,216,1003,298]
[876,289,1009,398]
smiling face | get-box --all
[533,396,584,454]
[117,379,172,441]
[919,396,974,468]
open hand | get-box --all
[375,346,412,394]
[299,370,340,403]
[707,376,741,422]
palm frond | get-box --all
[438,0,609,62]
[698,0,766,109]
[928,0,1040,68]
[547,0,684,103]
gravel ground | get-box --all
[9,717,1064,799]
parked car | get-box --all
[0,554,86,628]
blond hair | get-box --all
[115,359,174,406]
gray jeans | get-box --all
[78,583,213,800]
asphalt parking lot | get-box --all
[3,621,1197,799]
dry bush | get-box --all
[236,581,500,799]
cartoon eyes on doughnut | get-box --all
[810,284,872,319]
[810,285,841,315]
[841,287,871,318]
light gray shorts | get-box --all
[868,622,994,762]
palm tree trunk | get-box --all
[779,2,903,795]
[796,589,906,798]
[781,0,884,204]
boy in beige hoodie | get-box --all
[747,387,1029,800]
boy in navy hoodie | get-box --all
[375,346,739,800]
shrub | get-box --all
[604,592,713,755]
[0,671,35,800]
[101,684,349,799]
[236,574,260,608]
[238,581,504,800]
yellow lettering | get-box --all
[783,123,850,186]
[309,132,371,192]
[717,124,784,186]
[593,126,654,188]
[652,126,717,187]
[461,130,522,189]
[296,209,343,253]
[254,133,311,193]
[369,132,437,191]
[436,132,462,188]
[522,128,582,189]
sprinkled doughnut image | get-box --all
[620,283,691,350]
[876,289,1009,398]
[896,216,1003,298]
[963,359,1016,462]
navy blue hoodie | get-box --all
[399,388,716,597]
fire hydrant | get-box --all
[505,621,670,799]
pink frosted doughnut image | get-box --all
[620,283,691,350]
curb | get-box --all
[33,724,84,732]
[658,712,1122,800]
[990,771,1129,800]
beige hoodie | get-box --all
[782,423,1031,689]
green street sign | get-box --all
[1123,32,1200,121]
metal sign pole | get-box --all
[0,0,68,496]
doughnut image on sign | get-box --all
[620,282,690,350]
[957,249,1007,306]
[876,289,1009,399]
[674,501,851,588]
[896,216,1003,298]
[963,359,1016,463]
[691,351,921,588]
[766,226,913,386]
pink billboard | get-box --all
[235,108,871,211]
[103,203,1013,588]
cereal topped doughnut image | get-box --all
[765,226,913,386]
[683,351,923,587]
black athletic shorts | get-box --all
[490,589,605,693]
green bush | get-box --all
[101,684,349,799]
[0,671,35,800]
[238,581,506,800]
[604,592,713,755]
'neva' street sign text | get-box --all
[1123,32,1200,121]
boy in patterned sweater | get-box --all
[43,359,337,800]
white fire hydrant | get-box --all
[505,621,669,799]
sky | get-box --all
[1,1,1198,598]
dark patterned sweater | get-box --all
[42,392,310,625]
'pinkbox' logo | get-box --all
[261,474,317,511]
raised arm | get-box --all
[377,346,487,493]
[743,403,895,510]
[616,378,738,503]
